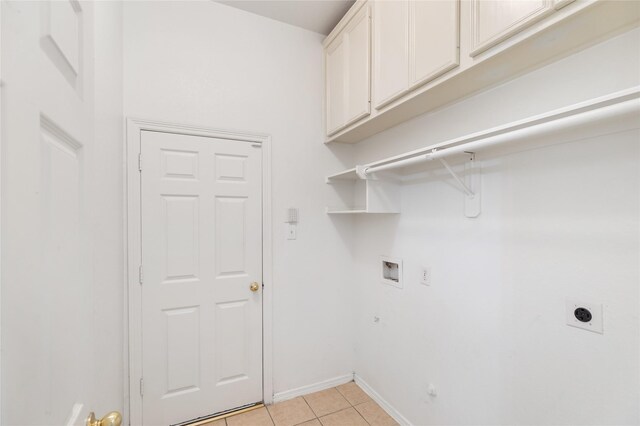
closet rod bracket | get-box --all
[437,156,475,197]
[462,152,481,218]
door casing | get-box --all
[125,118,273,425]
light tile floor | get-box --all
[204,382,399,426]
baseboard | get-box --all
[354,374,412,426]
[272,373,355,403]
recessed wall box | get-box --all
[381,256,403,289]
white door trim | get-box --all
[124,118,273,425]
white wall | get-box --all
[352,28,640,425]
[123,0,355,396]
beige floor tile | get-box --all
[267,397,316,426]
[303,388,350,417]
[226,407,274,426]
[318,407,368,426]
[295,419,321,426]
[354,401,398,426]
[335,382,372,406]
[199,419,226,426]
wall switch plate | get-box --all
[420,267,431,286]
[566,299,603,334]
[286,224,297,240]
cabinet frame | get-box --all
[469,0,554,57]
[324,1,372,137]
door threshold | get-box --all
[176,403,265,426]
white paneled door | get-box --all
[2,1,100,425]
[140,131,263,425]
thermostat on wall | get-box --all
[381,256,403,289]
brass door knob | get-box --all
[86,411,122,426]
[250,282,260,292]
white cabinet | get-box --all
[323,0,638,143]
[554,0,576,10]
[325,4,371,136]
[469,0,554,56]
[344,6,372,126]
[409,0,459,89]
[373,0,460,109]
[325,36,346,135]
[373,0,409,109]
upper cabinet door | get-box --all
[469,0,553,56]
[326,35,346,135]
[344,5,372,127]
[554,0,575,9]
[409,0,460,90]
[373,0,409,109]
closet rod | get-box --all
[362,88,640,177]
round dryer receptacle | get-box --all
[574,307,592,323]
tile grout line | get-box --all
[352,404,372,426]
[270,385,374,426]
[292,396,321,426]
[323,406,371,426]
[300,395,320,424]
[264,404,276,426]
[335,384,371,426]
[301,394,324,419]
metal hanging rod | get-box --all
[357,86,640,179]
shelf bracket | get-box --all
[437,157,474,197]
[463,153,481,218]
[437,153,480,218]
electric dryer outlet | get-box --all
[565,299,603,334]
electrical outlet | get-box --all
[420,267,431,286]
[566,299,603,334]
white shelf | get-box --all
[325,168,358,182]
[326,178,401,215]
[325,87,640,217]
[327,209,399,215]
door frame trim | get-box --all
[124,118,273,425]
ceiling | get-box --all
[217,0,355,35]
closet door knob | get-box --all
[250,282,260,292]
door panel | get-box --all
[2,1,97,424]
[141,131,263,425]
[325,36,346,135]
[344,5,371,127]
[470,0,553,56]
[409,0,459,89]
[373,0,409,109]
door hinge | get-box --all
[138,265,144,285]
[138,153,142,172]
[139,378,144,396]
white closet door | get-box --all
[344,5,371,127]
[409,0,459,89]
[326,36,346,135]
[140,131,263,425]
[469,0,554,56]
[373,0,409,109]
